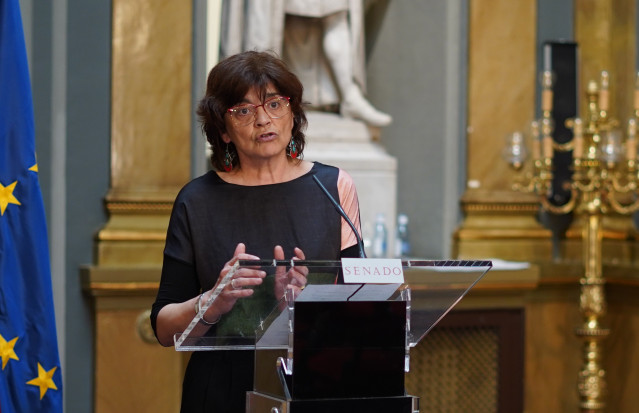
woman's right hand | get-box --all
[201,243,265,319]
[156,243,264,345]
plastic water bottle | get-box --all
[394,213,411,258]
[371,213,388,258]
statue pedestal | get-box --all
[303,111,398,255]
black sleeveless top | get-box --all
[151,162,357,413]
[164,161,343,290]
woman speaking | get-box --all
[150,50,364,412]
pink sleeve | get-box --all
[337,169,362,250]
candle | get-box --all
[573,136,584,160]
[541,71,553,114]
[627,119,637,160]
[635,72,639,116]
[626,138,636,161]
[599,71,609,112]
[628,118,637,137]
[572,118,584,159]
[526,120,539,161]
[532,139,541,161]
[543,135,554,159]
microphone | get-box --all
[312,174,367,258]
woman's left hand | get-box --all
[274,246,308,300]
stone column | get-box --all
[80,1,192,412]
[452,0,553,261]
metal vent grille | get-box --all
[406,326,499,413]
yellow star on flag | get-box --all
[26,363,58,399]
[0,180,21,215]
[29,163,38,172]
[0,334,20,369]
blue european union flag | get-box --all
[0,0,63,411]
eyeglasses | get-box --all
[227,96,291,126]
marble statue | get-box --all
[220,0,392,127]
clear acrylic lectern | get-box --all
[174,259,492,413]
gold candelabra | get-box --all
[504,70,639,411]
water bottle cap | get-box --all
[398,213,408,225]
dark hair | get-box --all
[196,51,307,171]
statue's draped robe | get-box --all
[220,0,366,107]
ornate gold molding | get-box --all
[105,200,174,214]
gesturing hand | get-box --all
[204,243,265,318]
[274,245,308,301]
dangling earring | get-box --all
[223,144,233,171]
[288,138,298,159]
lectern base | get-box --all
[247,391,419,413]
